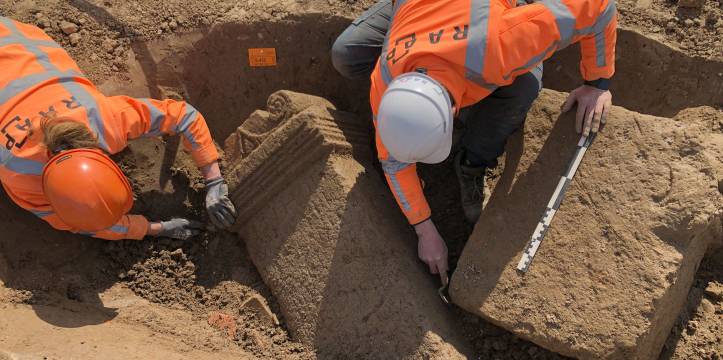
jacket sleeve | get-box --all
[102,96,220,167]
[497,0,617,83]
[38,211,149,240]
[373,118,432,225]
[575,0,617,81]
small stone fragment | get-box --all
[700,299,716,314]
[37,19,51,29]
[101,38,117,53]
[687,320,699,335]
[68,33,82,46]
[240,294,280,326]
[705,282,723,301]
[60,21,79,35]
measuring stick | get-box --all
[516,133,597,273]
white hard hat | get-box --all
[377,72,454,164]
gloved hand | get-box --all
[205,177,237,229]
[157,218,203,240]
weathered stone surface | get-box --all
[450,89,723,360]
[226,90,471,358]
[59,21,78,35]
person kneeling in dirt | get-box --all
[0,17,236,241]
[331,0,616,279]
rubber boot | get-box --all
[454,151,487,224]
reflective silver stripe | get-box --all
[576,0,616,36]
[387,173,412,211]
[539,0,576,49]
[0,36,60,49]
[0,70,84,105]
[0,18,55,70]
[140,99,165,137]
[381,157,413,212]
[465,0,497,91]
[176,104,201,149]
[381,157,413,174]
[109,225,129,233]
[0,147,45,175]
[504,0,615,79]
[60,81,109,150]
[588,0,616,67]
[594,31,606,67]
[380,57,393,85]
[379,0,408,85]
[0,17,109,151]
[31,210,53,218]
[80,224,129,237]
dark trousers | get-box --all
[332,0,542,169]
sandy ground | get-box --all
[0,0,721,359]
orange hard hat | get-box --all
[42,149,133,232]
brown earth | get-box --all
[0,0,721,359]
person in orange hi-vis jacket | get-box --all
[332,0,617,282]
[0,17,237,241]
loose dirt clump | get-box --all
[124,249,201,308]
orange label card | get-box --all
[248,48,277,67]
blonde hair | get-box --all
[41,115,98,155]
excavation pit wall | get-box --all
[103,16,723,359]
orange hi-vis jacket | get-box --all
[370,0,617,225]
[0,18,219,240]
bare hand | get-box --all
[414,219,449,282]
[561,85,612,136]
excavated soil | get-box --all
[1,0,722,359]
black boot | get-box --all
[454,151,487,224]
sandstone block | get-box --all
[450,89,723,359]
[225,91,471,358]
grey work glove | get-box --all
[158,219,203,240]
[205,177,237,229]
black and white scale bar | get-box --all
[516,133,597,273]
